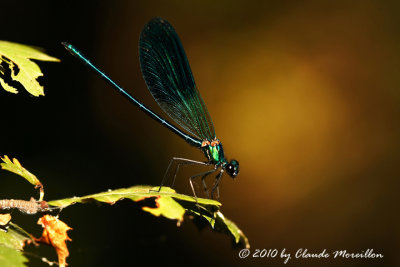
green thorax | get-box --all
[202,142,226,166]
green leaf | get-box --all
[0,41,59,96]
[186,207,249,248]
[49,185,219,223]
[0,156,42,187]
[0,222,34,250]
[215,211,250,249]
[0,222,33,267]
[0,245,28,267]
[142,193,186,221]
[48,185,249,247]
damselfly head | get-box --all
[226,159,239,178]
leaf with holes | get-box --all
[48,185,249,247]
[0,41,59,96]
[48,185,219,223]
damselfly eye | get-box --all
[226,160,239,178]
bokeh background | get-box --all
[1,0,399,266]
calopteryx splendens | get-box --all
[62,17,239,199]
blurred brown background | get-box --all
[1,0,399,266]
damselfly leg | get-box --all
[211,170,224,200]
[189,169,217,198]
[158,157,210,192]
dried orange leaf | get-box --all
[0,214,11,226]
[34,215,72,267]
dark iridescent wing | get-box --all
[139,17,215,141]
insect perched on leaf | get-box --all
[63,17,239,199]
